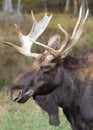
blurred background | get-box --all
[0,0,93,130]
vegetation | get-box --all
[0,95,71,130]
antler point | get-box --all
[45,12,47,16]
[31,10,33,15]
[50,14,53,18]
[15,24,19,30]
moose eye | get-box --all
[41,65,51,73]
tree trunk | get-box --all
[16,0,24,21]
[1,0,24,23]
[73,0,78,16]
[17,0,22,14]
[65,0,70,12]
[58,0,63,12]
[44,0,48,12]
[3,0,13,13]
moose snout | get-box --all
[9,89,22,102]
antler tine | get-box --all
[57,24,70,55]
[28,13,52,38]
[4,12,52,58]
[31,40,57,57]
[58,24,69,41]
[30,10,36,35]
[4,41,39,58]
[31,10,36,23]
[70,5,89,44]
[62,7,89,57]
[15,24,21,34]
[15,24,24,46]
[71,5,83,39]
[83,8,89,23]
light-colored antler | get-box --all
[62,5,89,58]
[32,5,89,59]
[5,11,52,58]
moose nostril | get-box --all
[12,90,22,102]
[13,96,19,101]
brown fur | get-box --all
[75,50,93,82]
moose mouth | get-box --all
[17,89,35,103]
[10,89,34,103]
[17,96,30,103]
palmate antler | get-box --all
[5,5,89,61]
[5,11,52,58]
[32,5,89,59]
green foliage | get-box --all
[23,0,40,4]
[0,109,71,130]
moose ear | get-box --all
[63,56,79,70]
[47,34,60,50]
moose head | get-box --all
[5,6,89,103]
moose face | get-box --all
[9,54,62,103]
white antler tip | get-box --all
[58,23,66,33]
[50,14,52,18]
[4,41,13,46]
[31,10,36,22]
[80,5,83,11]
[86,8,89,15]
[31,10,33,16]
[15,24,21,33]
[58,23,61,27]
[44,13,52,19]
[45,12,47,16]
[83,8,89,23]
[15,23,17,28]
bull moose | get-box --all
[5,5,93,130]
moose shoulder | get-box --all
[5,5,93,130]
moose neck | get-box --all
[63,68,76,89]
[52,59,80,107]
